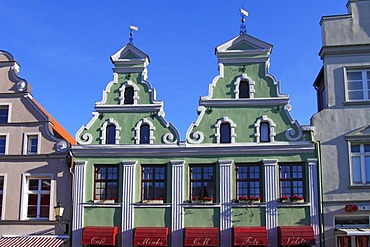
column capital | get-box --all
[307,158,318,166]
[74,160,87,167]
[218,160,233,167]
[122,160,137,167]
[263,159,278,166]
[170,160,185,167]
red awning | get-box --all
[82,226,118,246]
[185,227,219,246]
[0,235,68,247]
[134,227,168,246]
[278,226,315,246]
[233,227,268,246]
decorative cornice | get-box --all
[199,97,290,107]
[95,104,163,112]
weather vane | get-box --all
[129,24,139,43]
[239,7,249,34]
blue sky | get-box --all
[1,1,347,140]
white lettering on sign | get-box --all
[193,237,212,245]
[287,237,308,244]
[91,237,107,245]
[139,238,164,245]
[242,237,260,245]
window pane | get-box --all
[40,194,50,205]
[29,179,39,190]
[351,145,361,153]
[0,107,8,123]
[352,157,362,184]
[365,157,370,183]
[0,137,5,155]
[348,81,363,90]
[0,177,3,191]
[348,91,364,100]
[364,144,370,152]
[347,71,362,81]
[124,86,134,104]
[41,179,51,190]
[260,122,269,142]
[140,124,150,144]
[40,206,49,218]
[106,125,116,144]
[239,80,249,98]
[220,123,231,143]
[27,206,37,218]
[27,136,38,154]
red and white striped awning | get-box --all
[0,235,68,247]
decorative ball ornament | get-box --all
[16,81,27,92]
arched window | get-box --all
[220,123,231,143]
[106,124,116,144]
[239,80,250,98]
[124,86,134,105]
[140,124,150,144]
[260,122,270,142]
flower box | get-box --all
[291,199,305,203]
[192,200,213,204]
[94,199,115,204]
[143,199,164,204]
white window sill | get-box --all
[348,185,370,189]
[343,100,370,106]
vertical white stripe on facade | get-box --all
[122,161,137,247]
[171,160,185,247]
[308,158,319,247]
[72,160,86,247]
[219,160,232,247]
[263,159,278,247]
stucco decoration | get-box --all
[135,118,155,144]
[201,63,225,100]
[119,80,139,105]
[100,118,121,144]
[254,116,276,143]
[283,104,303,141]
[215,117,237,144]
[0,50,29,93]
[56,140,69,152]
[234,73,255,99]
[76,112,99,144]
[186,106,206,144]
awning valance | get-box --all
[278,226,316,246]
[233,226,268,246]
[82,226,118,246]
[338,228,370,236]
[134,227,168,246]
[185,227,219,246]
[0,235,68,247]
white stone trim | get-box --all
[135,118,155,144]
[100,118,121,144]
[22,132,41,155]
[215,117,237,144]
[119,80,139,105]
[219,160,232,247]
[186,106,206,144]
[76,112,99,145]
[72,161,86,247]
[308,158,320,247]
[171,160,185,247]
[254,116,276,143]
[234,73,255,99]
[0,173,7,220]
[122,161,137,247]
[263,159,278,247]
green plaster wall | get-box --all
[184,208,220,227]
[231,207,266,226]
[134,208,171,227]
[277,207,310,226]
[84,207,121,227]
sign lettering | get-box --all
[193,237,212,245]
[287,237,308,244]
[138,238,164,245]
[242,237,260,245]
[91,237,107,245]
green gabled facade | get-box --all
[72,32,319,247]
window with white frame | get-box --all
[0,106,9,123]
[0,176,4,219]
[27,135,39,154]
[346,69,370,101]
[0,136,6,155]
[25,177,51,219]
[350,143,370,185]
[215,117,236,144]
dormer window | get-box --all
[124,86,134,105]
[220,123,231,143]
[106,124,116,144]
[140,124,150,144]
[260,122,270,142]
[239,80,250,99]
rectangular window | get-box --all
[236,164,262,201]
[27,135,38,154]
[141,165,166,202]
[0,136,6,155]
[189,164,215,202]
[350,143,370,185]
[279,163,305,199]
[0,176,4,219]
[346,70,370,101]
[0,106,8,123]
[94,165,118,201]
[26,178,51,219]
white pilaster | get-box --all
[72,160,87,247]
[308,158,320,247]
[219,160,232,247]
[121,161,137,247]
[263,159,278,247]
[171,160,185,247]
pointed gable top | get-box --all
[215,33,272,63]
[110,42,150,65]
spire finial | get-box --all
[129,24,139,43]
[239,7,249,34]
